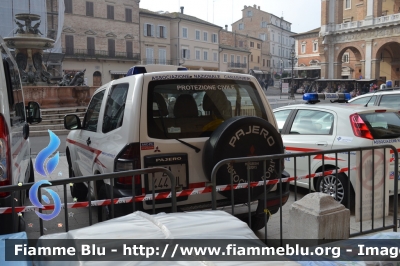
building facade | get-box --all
[231,4,295,78]
[61,0,140,86]
[139,9,172,66]
[320,0,400,85]
[167,8,221,70]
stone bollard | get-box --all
[289,192,350,241]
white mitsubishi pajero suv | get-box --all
[64,70,289,230]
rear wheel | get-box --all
[97,185,110,222]
[316,172,352,207]
[68,160,88,202]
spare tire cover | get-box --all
[202,116,284,202]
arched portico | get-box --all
[335,46,363,79]
[373,41,400,85]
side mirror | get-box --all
[64,114,82,130]
[26,101,42,124]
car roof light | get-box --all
[178,67,187,71]
[303,93,351,104]
[126,66,147,76]
[374,110,386,113]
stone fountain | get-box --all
[3,13,94,108]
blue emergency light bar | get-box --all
[303,93,351,103]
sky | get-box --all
[139,0,321,34]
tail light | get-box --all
[114,143,142,194]
[350,113,373,140]
[0,114,11,198]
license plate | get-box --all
[147,164,187,192]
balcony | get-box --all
[62,48,140,61]
[332,13,400,33]
[228,62,247,68]
[141,59,173,65]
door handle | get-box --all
[316,142,327,147]
[86,137,91,146]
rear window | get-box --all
[360,112,400,139]
[147,79,268,139]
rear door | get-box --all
[139,74,271,209]
[279,108,337,187]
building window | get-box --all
[244,56,247,64]
[263,59,265,67]
[65,0,72,13]
[223,53,227,63]
[342,53,349,63]
[258,56,260,63]
[313,42,318,52]
[251,54,253,62]
[345,0,351,9]
[86,2,93,16]
[125,8,132,22]
[236,55,240,63]
[182,27,188,38]
[301,44,306,54]
[157,25,166,38]
[203,50,208,61]
[212,33,218,43]
[195,49,201,60]
[108,39,115,57]
[239,23,244,30]
[247,10,252,17]
[250,42,254,48]
[146,47,154,64]
[272,33,275,41]
[87,37,95,55]
[259,34,266,41]
[272,47,275,54]
[65,35,74,54]
[230,54,234,63]
[195,30,200,40]
[182,48,190,59]
[238,41,244,47]
[261,21,267,28]
[107,5,114,19]
[257,43,261,49]
[144,23,155,37]
[203,32,208,42]
[213,52,218,62]
[126,41,133,59]
[267,60,270,67]
[159,48,166,64]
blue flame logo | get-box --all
[29,130,61,221]
[29,180,61,221]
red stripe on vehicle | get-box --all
[285,147,321,152]
[67,138,106,169]
[313,154,345,161]
[389,149,400,154]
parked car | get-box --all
[273,93,400,206]
[348,89,400,109]
[0,35,42,234]
[64,70,290,231]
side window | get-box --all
[82,90,105,132]
[273,109,292,132]
[290,110,334,135]
[350,95,376,106]
[378,95,400,109]
[102,83,129,133]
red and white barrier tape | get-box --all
[0,166,355,214]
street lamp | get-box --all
[289,45,297,100]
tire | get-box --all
[68,161,88,202]
[316,172,352,207]
[250,212,270,231]
[202,116,284,202]
[97,185,110,222]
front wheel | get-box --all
[316,173,352,207]
[97,185,110,222]
[68,163,88,202]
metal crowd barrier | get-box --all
[211,145,399,245]
[0,145,398,245]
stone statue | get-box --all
[58,73,73,86]
[21,65,36,85]
[32,21,43,35]
[15,20,25,34]
[69,69,86,86]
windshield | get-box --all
[147,79,268,139]
[360,112,400,139]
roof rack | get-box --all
[303,93,351,104]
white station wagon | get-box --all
[64,70,290,230]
